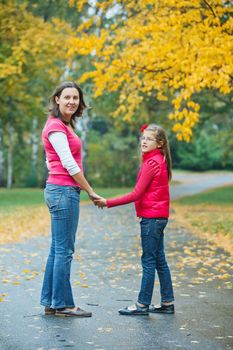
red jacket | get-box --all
[106,149,170,218]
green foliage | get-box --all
[171,91,233,171]
[175,130,223,170]
[24,0,83,27]
[86,129,139,187]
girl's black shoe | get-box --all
[149,304,175,314]
[118,303,149,315]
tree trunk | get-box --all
[0,127,4,186]
[7,126,14,188]
[32,117,38,178]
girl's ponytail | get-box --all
[162,142,172,182]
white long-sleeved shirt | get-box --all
[47,132,81,176]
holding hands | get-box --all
[87,189,106,208]
[93,197,107,209]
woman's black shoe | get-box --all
[118,303,149,316]
[149,304,175,314]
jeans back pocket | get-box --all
[44,185,63,212]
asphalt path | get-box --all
[171,170,233,199]
[0,171,233,350]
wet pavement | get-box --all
[0,172,233,350]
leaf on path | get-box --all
[0,293,7,302]
[79,271,86,279]
[216,273,231,280]
[97,327,113,333]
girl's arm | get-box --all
[96,160,159,208]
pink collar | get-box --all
[142,149,162,162]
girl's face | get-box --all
[55,87,80,121]
[141,130,159,153]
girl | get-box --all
[95,124,174,315]
[41,81,100,317]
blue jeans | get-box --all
[40,183,80,309]
[138,218,174,306]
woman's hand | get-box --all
[94,197,107,208]
[88,190,101,201]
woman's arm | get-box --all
[48,132,100,200]
[48,132,81,175]
[72,172,99,200]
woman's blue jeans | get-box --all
[138,218,174,306]
[40,184,80,309]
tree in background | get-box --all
[0,1,71,187]
[1,1,232,188]
[173,91,233,170]
[87,128,139,187]
[67,0,233,141]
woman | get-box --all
[40,81,99,317]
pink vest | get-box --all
[42,116,83,187]
[135,149,170,218]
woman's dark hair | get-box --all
[48,81,87,128]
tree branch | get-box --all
[129,64,171,75]
[202,0,217,17]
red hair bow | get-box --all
[140,124,148,133]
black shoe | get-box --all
[149,304,175,314]
[118,303,149,316]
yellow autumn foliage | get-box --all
[0,206,50,245]
[67,0,233,141]
[0,2,72,118]
[172,203,233,256]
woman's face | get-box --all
[55,87,80,121]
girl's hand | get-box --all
[94,197,107,208]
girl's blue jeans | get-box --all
[40,183,80,309]
[138,218,174,306]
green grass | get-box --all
[0,187,131,210]
[174,185,233,206]
[1,185,232,209]
[173,185,233,242]
[0,188,45,208]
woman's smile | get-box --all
[55,87,80,121]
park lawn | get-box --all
[0,187,131,245]
[0,187,132,210]
[172,185,233,255]
[1,186,232,251]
